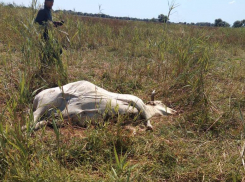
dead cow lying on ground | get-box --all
[27,80,176,131]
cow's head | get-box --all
[146,100,177,116]
[146,90,177,117]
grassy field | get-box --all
[1,3,245,181]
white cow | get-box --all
[28,80,176,131]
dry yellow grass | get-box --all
[1,3,245,181]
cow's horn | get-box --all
[151,90,156,101]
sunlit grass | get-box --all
[1,3,245,181]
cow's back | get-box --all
[63,80,110,97]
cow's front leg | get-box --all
[146,120,153,131]
[21,120,48,132]
[33,120,48,131]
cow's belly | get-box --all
[62,96,138,126]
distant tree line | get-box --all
[232,20,245,28]
[57,10,245,29]
[158,14,168,23]
[2,3,245,28]
[55,10,153,22]
[214,19,230,27]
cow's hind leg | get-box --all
[22,107,56,132]
[21,107,48,132]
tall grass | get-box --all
[1,2,245,181]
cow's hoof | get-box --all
[146,126,153,131]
